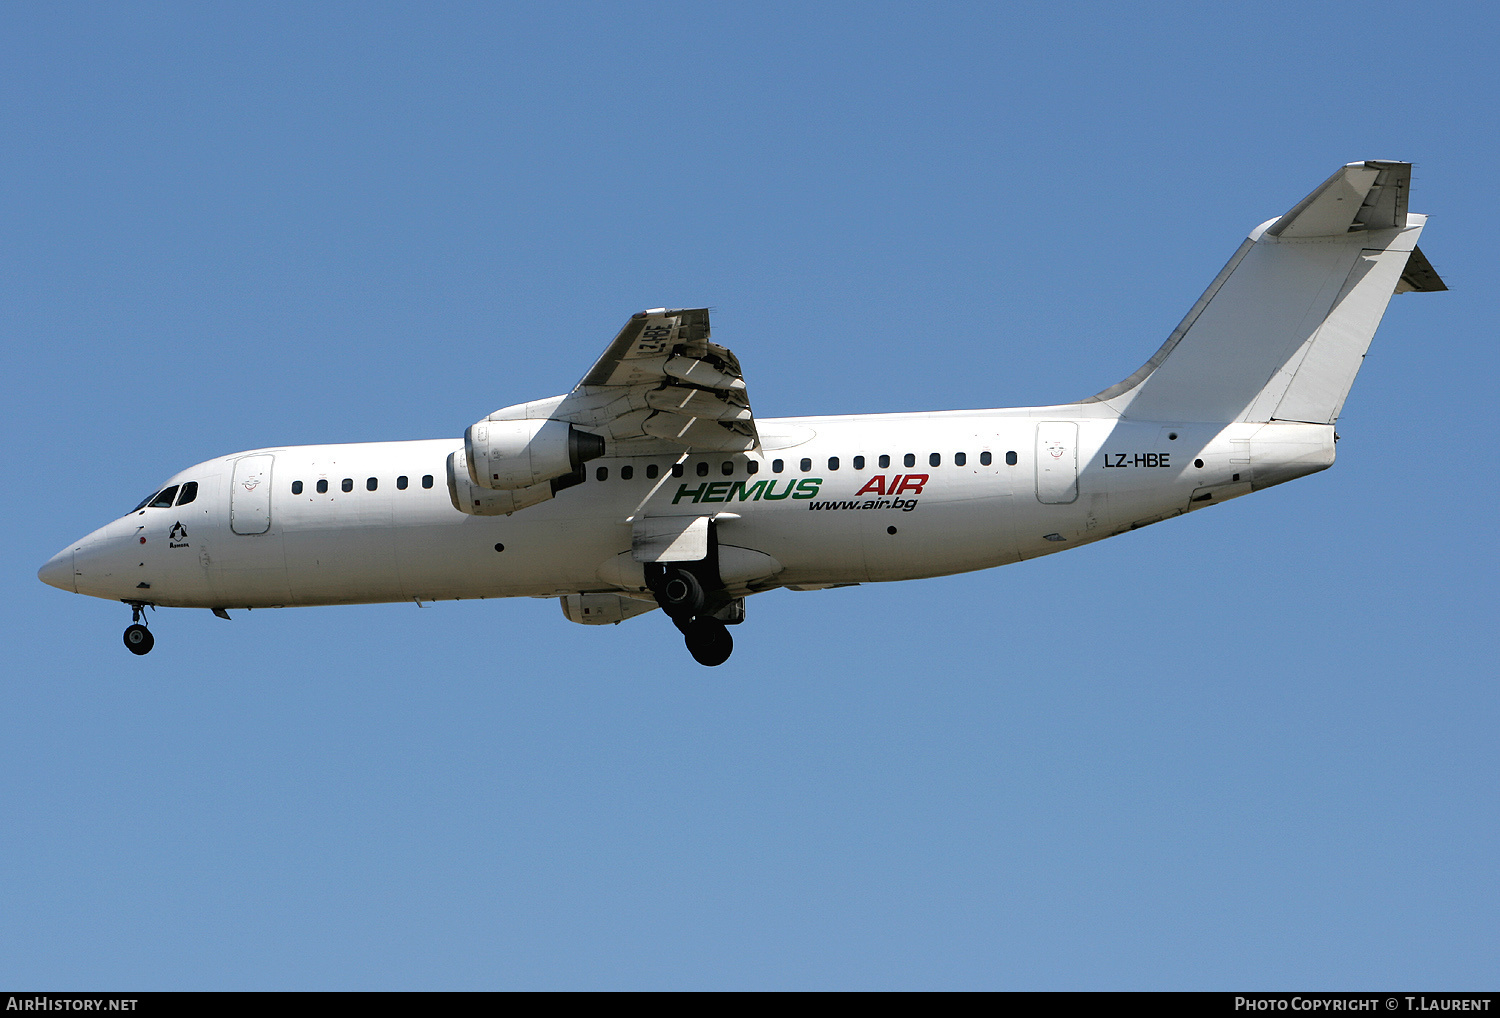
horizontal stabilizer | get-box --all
[1397,246,1447,292]
[1267,160,1409,238]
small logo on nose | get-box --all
[168,522,189,549]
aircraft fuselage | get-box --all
[44,410,1333,611]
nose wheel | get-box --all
[123,602,155,655]
[123,624,154,655]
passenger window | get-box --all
[746,460,759,475]
[646,464,659,479]
[367,477,378,491]
[596,466,608,481]
[799,457,811,472]
[397,475,408,490]
[955,452,966,466]
[342,478,353,493]
[292,481,303,495]
[721,461,734,476]
[980,452,992,466]
[1006,451,1017,466]
[879,455,890,469]
[929,453,941,467]
[422,475,434,488]
[176,481,198,505]
[828,457,839,471]
[772,459,784,473]
[672,463,684,478]
[853,456,865,470]
[903,454,916,468]
[149,485,179,508]
[317,479,329,494]
[621,465,634,480]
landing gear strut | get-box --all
[123,602,154,656]
[651,565,735,666]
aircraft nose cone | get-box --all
[38,547,76,593]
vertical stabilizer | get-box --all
[1087,162,1444,425]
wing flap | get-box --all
[641,411,757,451]
[645,385,752,421]
[558,308,760,452]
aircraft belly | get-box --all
[393,514,630,601]
[850,491,1015,582]
[283,523,403,605]
[723,487,1019,586]
[208,529,292,607]
[718,510,870,585]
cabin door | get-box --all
[230,454,275,535]
[1035,422,1079,504]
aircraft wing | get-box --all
[551,308,759,453]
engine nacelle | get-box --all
[446,450,553,516]
[464,417,604,490]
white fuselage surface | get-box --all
[54,413,1329,609]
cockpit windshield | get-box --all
[133,483,191,512]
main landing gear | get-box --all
[123,602,154,656]
[651,564,734,667]
[680,617,733,667]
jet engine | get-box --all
[446,450,554,516]
[464,417,605,490]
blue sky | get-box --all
[3,1,1496,989]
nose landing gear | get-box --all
[124,625,154,655]
[123,602,155,656]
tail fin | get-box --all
[1088,161,1446,424]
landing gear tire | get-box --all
[683,619,733,667]
[123,624,154,656]
[656,567,706,620]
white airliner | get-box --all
[38,161,1446,665]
